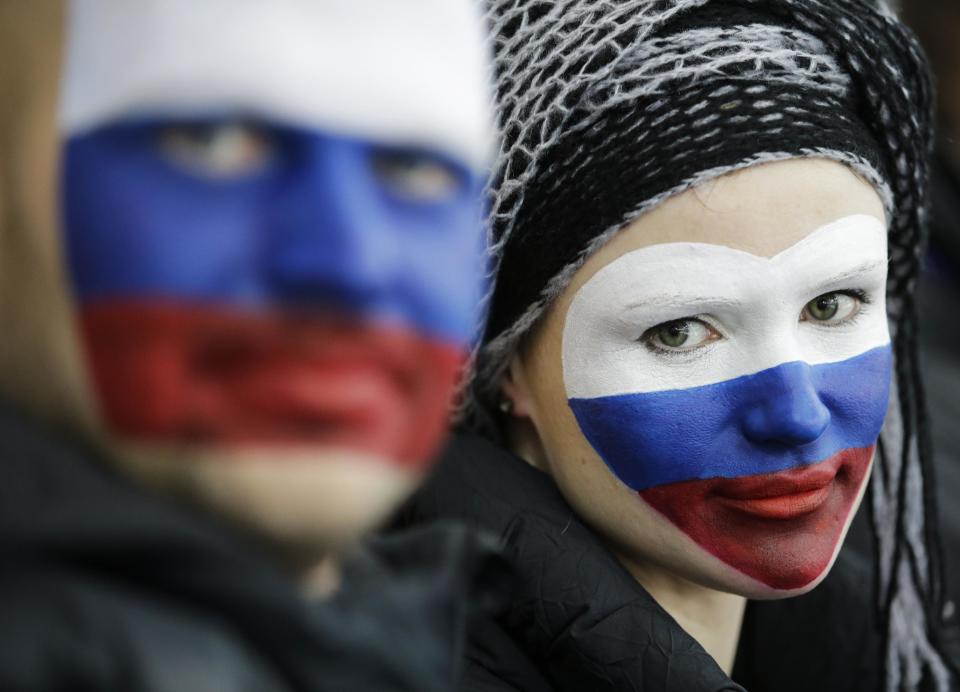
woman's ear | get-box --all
[500,353,535,419]
[500,351,551,473]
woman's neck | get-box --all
[266,540,342,599]
[300,554,342,599]
[506,425,747,673]
[615,552,746,675]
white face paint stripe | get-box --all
[59,0,494,169]
[563,214,890,399]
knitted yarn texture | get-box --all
[466,1,953,690]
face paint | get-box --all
[58,1,491,469]
[60,0,492,169]
[562,215,891,590]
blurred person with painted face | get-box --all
[0,2,498,690]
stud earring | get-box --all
[499,398,514,414]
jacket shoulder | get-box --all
[0,566,288,692]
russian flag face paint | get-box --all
[562,215,891,591]
[57,1,492,471]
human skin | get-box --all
[0,1,489,574]
[501,157,887,671]
[61,122,483,557]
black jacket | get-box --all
[397,433,886,692]
[0,409,506,692]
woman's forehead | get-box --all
[58,0,494,169]
[570,158,886,298]
[568,215,888,329]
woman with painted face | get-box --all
[396,1,959,690]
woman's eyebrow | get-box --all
[809,259,887,286]
[622,294,744,310]
[618,259,886,309]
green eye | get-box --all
[801,292,861,324]
[657,321,690,348]
[642,318,720,352]
[808,294,839,321]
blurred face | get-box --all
[506,159,890,597]
[51,0,491,548]
[65,125,480,465]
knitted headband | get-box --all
[466,1,953,689]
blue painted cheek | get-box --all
[567,345,893,491]
[64,129,270,304]
[62,123,486,345]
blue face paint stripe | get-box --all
[62,122,486,345]
[568,344,892,491]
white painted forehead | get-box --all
[58,0,494,169]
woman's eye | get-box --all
[157,123,274,178]
[642,318,721,352]
[371,150,464,203]
[800,291,862,324]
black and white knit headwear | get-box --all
[464,1,955,689]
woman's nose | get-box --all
[265,136,395,306]
[740,361,831,446]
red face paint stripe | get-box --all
[78,301,465,469]
[638,445,874,590]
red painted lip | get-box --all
[187,328,421,438]
[711,453,844,519]
[716,485,834,520]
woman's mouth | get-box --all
[710,454,846,520]
[78,301,466,466]
[715,484,834,519]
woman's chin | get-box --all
[645,542,838,600]
[611,489,854,601]
[109,440,420,550]
[715,560,834,600]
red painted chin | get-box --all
[638,446,874,591]
[78,302,465,470]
